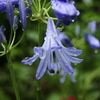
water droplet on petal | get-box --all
[72,20,74,22]
[24,57,29,60]
[19,20,21,23]
[39,52,46,59]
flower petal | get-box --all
[36,56,48,79]
[19,0,26,28]
[55,50,75,74]
[63,47,82,56]
[22,54,39,65]
[6,1,14,25]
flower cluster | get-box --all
[22,19,83,80]
[0,0,83,82]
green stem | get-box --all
[11,30,25,50]
[38,21,43,46]
[8,27,13,47]
[33,0,38,12]
[6,52,21,100]
[9,31,16,49]
[36,22,43,100]
[38,0,41,12]
[42,0,46,8]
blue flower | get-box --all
[0,25,6,43]
[22,19,83,80]
[84,33,100,49]
[51,0,80,26]
[18,0,27,28]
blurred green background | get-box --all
[0,0,100,100]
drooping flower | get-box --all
[22,19,83,80]
[51,0,80,26]
[0,25,6,43]
[84,33,100,49]
[18,0,27,28]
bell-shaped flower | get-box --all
[84,33,100,49]
[22,19,83,80]
[18,0,27,28]
[51,0,80,26]
[0,25,6,43]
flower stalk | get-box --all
[6,52,21,100]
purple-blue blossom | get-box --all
[51,0,80,26]
[84,33,100,49]
[22,19,83,80]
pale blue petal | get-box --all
[63,47,82,56]
[22,54,39,65]
[69,74,76,83]
[63,50,83,64]
[59,70,66,83]
[55,50,75,74]
[36,56,48,79]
